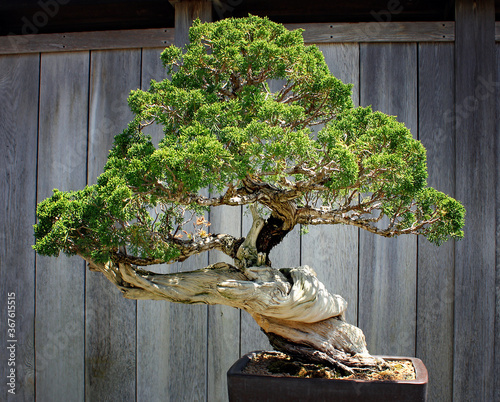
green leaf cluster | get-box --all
[33,15,465,264]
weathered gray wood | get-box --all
[165,257,208,402]
[496,41,500,402]
[0,21,468,56]
[86,49,141,401]
[0,28,175,55]
[454,1,496,401]
[301,43,360,327]
[358,43,418,356]
[320,43,360,106]
[208,204,241,402]
[137,48,208,402]
[285,22,455,43]
[136,48,173,402]
[417,42,455,402]
[35,51,89,401]
[0,54,39,400]
[240,210,301,356]
[0,20,496,402]
[167,3,217,399]
[173,0,212,48]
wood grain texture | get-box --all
[135,47,205,402]
[1,21,478,56]
[136,48,175,402]
[301,43,360,327]
[207,203,241,402]
[285,22,455,43]
[495,41,500,402]
[0,19,496,402]
[86,49,141,401]
[454,1,496,401]
[35,51,89,401]
[239,210,301,356]
[358,43,418,357]
[174,0,212,48]
[0,54,39,400]
[417,42,455,402]
[173,5,214,400]
[166,257,208,402]
[158,188,210,402]
[0,28,175,55]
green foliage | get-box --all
[34,15,465,264]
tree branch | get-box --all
[296,204,445,239]
[111,232,243,266]
[82,255,379,369]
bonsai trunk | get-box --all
[84,206,382,372]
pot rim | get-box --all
[227,351,428,385]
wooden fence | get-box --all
[0,6,498,402]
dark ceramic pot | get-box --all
[227,351,428,402]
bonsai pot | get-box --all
[227,351,428,402]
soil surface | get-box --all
[243,351,416,381]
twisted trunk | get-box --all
[82,205,382,372]
[84,257,381,372]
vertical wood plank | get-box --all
[174,0,212,48]
[166,255,208,402]
[495,41,500,402]
[417,42,455,402]
[358,43,418,356]
[138,49,208,402]
[36,51,89,401]
[301,43,360,326]
[208,204,241,402]
[454,1,496,401]
[86,49,141,401]
[320,43,360,107]
[0,54,39,401]
[171,2,216,400]
[136,47,173,402]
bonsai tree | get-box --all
[34,16,465,373]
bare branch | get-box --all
[111,232,243,266]
[296,204,445,239]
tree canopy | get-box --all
[34,16,465,267]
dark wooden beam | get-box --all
[11,21,500,55]
[454,1,496,401]
[0,28,174,55]
[285,21,455,43]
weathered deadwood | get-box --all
[85,254,379,370]
[256,317,384,371]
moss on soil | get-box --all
[243,352,416,381]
